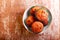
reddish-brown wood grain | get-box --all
[0,0,59,40]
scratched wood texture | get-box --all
[0,0,59,40]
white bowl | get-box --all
[22,5,52,34]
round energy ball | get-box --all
[26,16,35,26]
[31,21,44,33]
[35,9,48,26]
[30,6,40,15]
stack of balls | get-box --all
[26,6,48,33]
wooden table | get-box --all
[0,0,59,40]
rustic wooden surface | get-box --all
[0,0,59,40]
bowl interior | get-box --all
[23,5,52,34]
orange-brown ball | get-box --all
[30,6,40,15]
[26,16,35,26]
[35,9,48,26]
[31,21,44,33]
